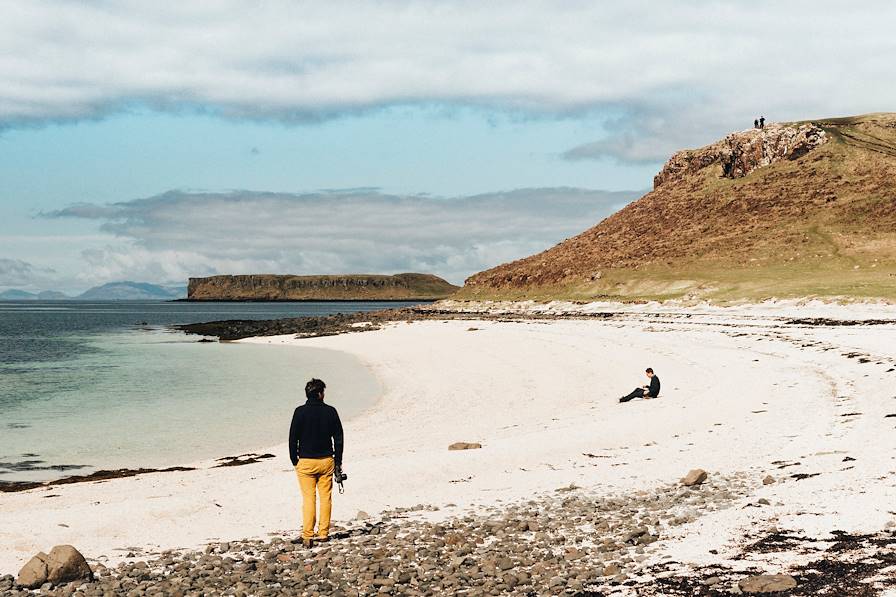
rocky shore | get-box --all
[0,475,765,595]
[172,304,596,341]
[5,472,892,596]
[173,299,896,342]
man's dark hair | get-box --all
[645,368,654,374]
[305,378,326,400]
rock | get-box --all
[16,545,92,588]
[17,552,49,589]
[45,545,94,585]
[355,510,370,521]
[372,578,395,587]
[681,469,708,487]
[603,563,621,576]
[654,124,827,188]
[738,574,797,593]
[757,498,770,506]
[762,475,776,485]
[448,442,482,451]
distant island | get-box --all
[186,273,459,301]
[0,281,187,301]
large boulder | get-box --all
[738,574,798,593]
[681,469,708,486]
[18,545,93,588]
[45,545,93,585]
[16,552,49,589]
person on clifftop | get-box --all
[759,116,765,129]
[754,118,759,129]
[619,368,661,403]
[289,378,345,548]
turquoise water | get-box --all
[0,301,410,482]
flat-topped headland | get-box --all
[185,273,459,301]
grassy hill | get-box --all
[462,113,896,302]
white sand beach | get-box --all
[2,302,895,589]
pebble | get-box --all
[3,476,754,596]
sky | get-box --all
[2,1,895,292]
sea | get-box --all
[0,300,423,483]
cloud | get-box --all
[45,188,641,285]
[2,2,895,159]
[0,257,55,288]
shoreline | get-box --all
[171,298,440,303]
[0,336,380,487]
[3,303,895,593]
[0,454,281,494]
[174,298,896,341]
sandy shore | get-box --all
[2,302,895,590]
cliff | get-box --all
[653,123,828,187]
[463,113,896,302]
[187,273,459,301]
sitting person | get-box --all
[619,368,660,403]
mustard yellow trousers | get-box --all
[295,457,335,540]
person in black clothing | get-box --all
[289,378,344,547]
[759,116,765,129]
[754,118,759,129]
[619,368,660,403]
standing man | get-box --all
[619,368,661,403]
[289,378,344,547]
[759,116,765,129]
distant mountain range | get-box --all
[0,282,188,301]
[0,289,70,300]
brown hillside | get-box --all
[463,113,896,302]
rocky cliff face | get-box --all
[187,273,458,301]
[653,124,827,188]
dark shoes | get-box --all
[302,536,329,548]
